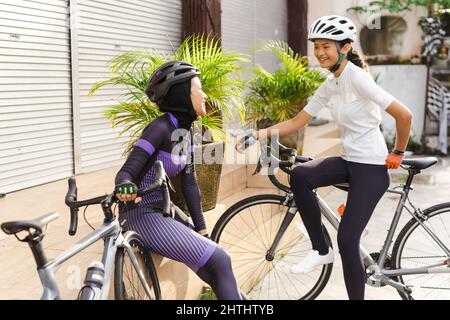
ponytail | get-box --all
[338,40,369,72]
[347,49,369,72]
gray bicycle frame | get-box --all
[315,186,450,292]
[267,184,450,294]
[258,140,450,294]
[37,218,152,300]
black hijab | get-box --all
[158,79,197,129]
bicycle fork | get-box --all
[265,206,298,261]
[121,241,153,298]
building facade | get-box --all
[0,0,292,193]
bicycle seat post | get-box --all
[28,236,48,269]
[403,168,420,192]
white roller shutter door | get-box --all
[0,0,73,193]
[222,0,287,72]
[75,0,182,173]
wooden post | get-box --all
[287,0,308,56]
[182,0,221,43]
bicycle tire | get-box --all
[114,231,161,300]
[211,194,333,300]
[392,202,450,300]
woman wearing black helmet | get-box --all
[237,15,413,300]
[115,61,241,300]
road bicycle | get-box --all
[0,161,175,300]
[211,139,450,300]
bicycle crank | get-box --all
[365,252,394,287]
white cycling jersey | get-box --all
[304,61,396,165]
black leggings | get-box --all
[289,157,389,300]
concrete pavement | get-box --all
[0,156,448,300]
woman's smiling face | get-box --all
[313,39,340,69]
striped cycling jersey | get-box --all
[115,112,205,231]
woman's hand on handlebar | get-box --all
[114,181,142,203]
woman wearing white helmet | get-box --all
[237,15,413,300]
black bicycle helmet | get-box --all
[145,60,200,104]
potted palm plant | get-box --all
[246,40,326,152]
[89,35,248,211]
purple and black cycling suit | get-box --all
[115,111,241,300]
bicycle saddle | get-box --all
[1,212,59,237]
[401,157,438,170]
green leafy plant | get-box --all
[347,0,450,14]
[245,40,326,127]
[89,34,249,153]
[199,286,217,300]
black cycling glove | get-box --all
[114,181,138,195]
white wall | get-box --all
[307,0,427,64]
[222,0,288,73]
[372,65,427,142]
[315,65,427,142]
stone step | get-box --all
[306,121,341,139]
[302,122,341,159]
[247,122,342,193]
[156,187,281,300]
[217,164,247,201]
[302,138,342,158]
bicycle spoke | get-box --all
[233,257,266,271]
[243,259,269,298]
[420,274,444,299]
[226,219,267,251]
[220,241,265,256]
[271,261,281,300]
[119,243,153,301]
[248,206,269,250]
[272,261,293,299]
[395,208,450,300]
[236,257,267,284]
[416,218,449,255]
[124,251,142,299]
[259,204,271,252]
[216,196,332,300]
[438,213,450,245]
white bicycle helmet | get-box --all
[308,15,357,42]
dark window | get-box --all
[360,16,407,55]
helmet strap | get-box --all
[328,52,345,73]
[328,41,346,73]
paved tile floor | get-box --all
[0,156,448,300]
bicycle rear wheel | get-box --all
[392,202,450,300]
[115,231,161,300]
[211,194,333,300]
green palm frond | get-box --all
[246,40,327,124]
[90,34,248,154]
[174,35,250,119]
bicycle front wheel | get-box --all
[211,194,333,300]
[392,202,450,300]
[115,231,161,300]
